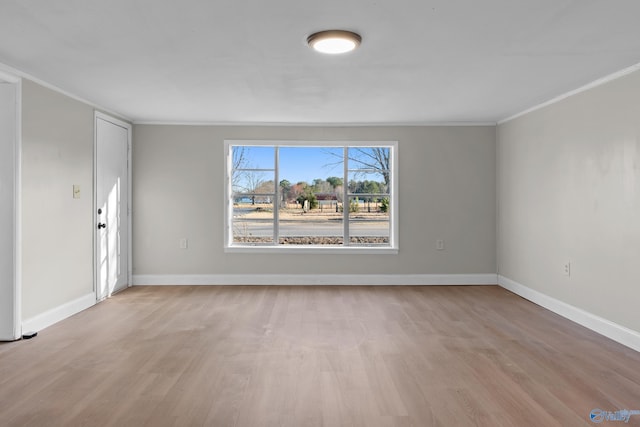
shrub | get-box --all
[379,197,389,213]
[296,191,318,210]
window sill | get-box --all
[224,245,399,255]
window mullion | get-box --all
[343,146,349,246]
[227,144,233,247]
[274,147,279,245]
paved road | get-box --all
[234,220,389,237]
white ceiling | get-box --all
[1,0,640,124]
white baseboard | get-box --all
[133,273,498,286]
[498,275,640,353]
[22,292,95,334]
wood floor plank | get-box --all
[1,285,639,426]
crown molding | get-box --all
[132,120,497,127]
[498,61,640,125]
[0,62,131,123]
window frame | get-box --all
[224,140,398,254]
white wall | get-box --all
[133,125,496,278]
[497,70,640,333]
[0,81,18,339]
[21,80,95,319]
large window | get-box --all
[225,140,398,253]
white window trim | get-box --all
[224,140,399,254]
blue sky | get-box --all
[280,147,345,184]
[236,146,344,185]
[233,146,390,192]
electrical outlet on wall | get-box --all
[436,239,444,251]
[179,238,188,249]
[563,262,571,277]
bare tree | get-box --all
[279,179,291,204]
[244,171,266,205]
[352,147,390,188]
[323,147,390,188]
[231,146,247,190]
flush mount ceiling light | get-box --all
[307,30,362,54]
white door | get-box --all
[0,81,19,340]
[95,114,130,301]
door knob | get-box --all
[97,223,106,229]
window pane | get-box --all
[347,171,390,195]
[277,146,344,245]
[232,172,275,197]
[347,147,390,171]
[347,196,390,215]
[232,201,274,244]
[279,203,344,245]
[279,146,343,187]
[232,146,274,170]
[348,196,390,245]
[349,196,391,246]
[349,220,390,245]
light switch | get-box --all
[73,185,81,199]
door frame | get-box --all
[0,68,22,340]
[93,111,132,302]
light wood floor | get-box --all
[1,286,639,427]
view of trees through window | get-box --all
[228,143,394,248]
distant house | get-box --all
[315,193,339,211]
[315,193,338,202]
